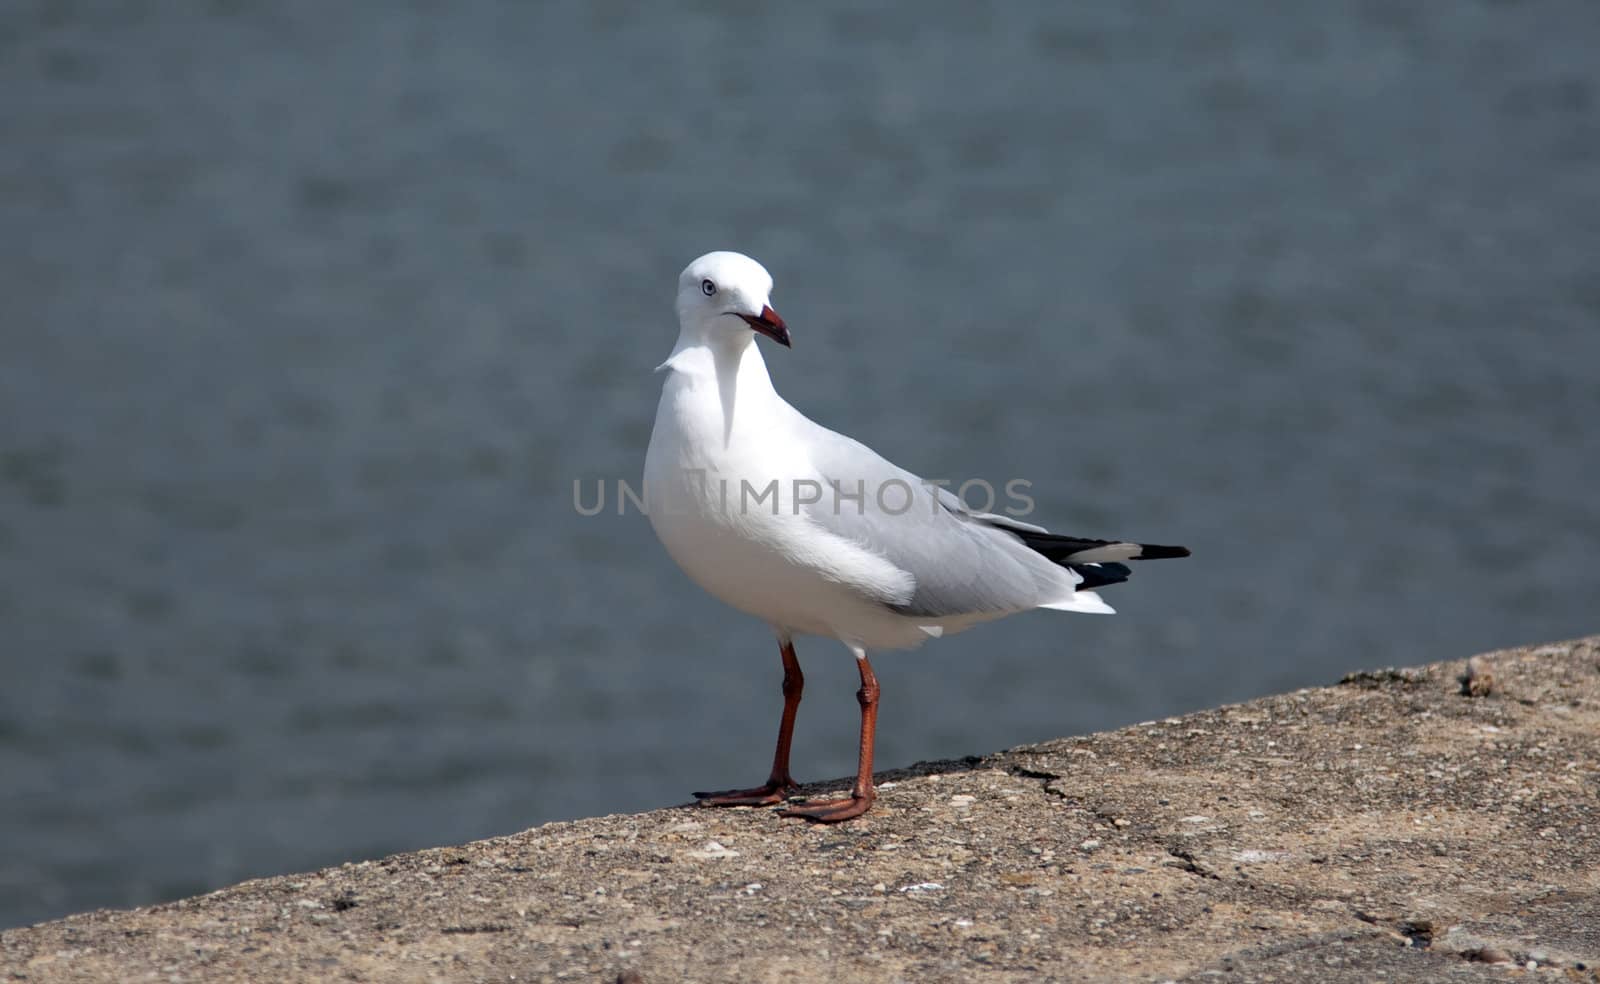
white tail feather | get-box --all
[1040,591,1116,615]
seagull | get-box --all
[644,251,1189,822]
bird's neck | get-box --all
[662,333,775,391]
[658,332,781,445]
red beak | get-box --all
[739,305,791,348]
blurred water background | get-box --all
[2,0,1597,929]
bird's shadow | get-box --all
[670,753,994,812]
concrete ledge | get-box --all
[5,637,1599,983]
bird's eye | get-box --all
[700,279,716,296]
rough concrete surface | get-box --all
[4,636,1599,983]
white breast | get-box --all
[644,365,924,648]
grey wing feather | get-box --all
[796,424,1073,618]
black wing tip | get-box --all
[1069,562,1132,590]
[1003,526,1191,563]
[1139,544,1190,560]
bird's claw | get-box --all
[777,793,875,823]
[693,779,798,807]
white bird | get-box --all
[644,251,1189,822]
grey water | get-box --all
[2,1,1597,930]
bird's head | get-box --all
[675,251,790,349]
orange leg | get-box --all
[694,639,804,806]
[779,653,878,823]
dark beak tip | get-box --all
[742,306,791,348]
